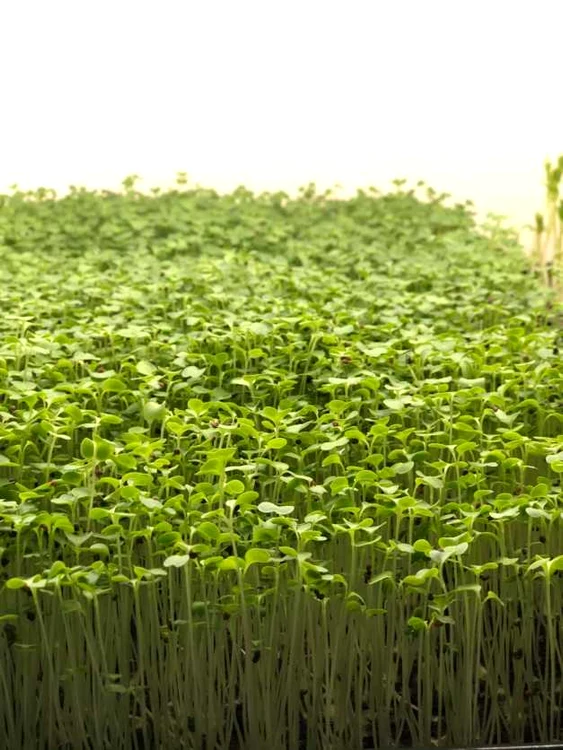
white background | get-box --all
[0,0,561,243]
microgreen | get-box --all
[0,175,561,748]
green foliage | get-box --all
[0,178,561,748]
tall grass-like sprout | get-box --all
[535,156,563,293]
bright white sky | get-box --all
[0,0,561,240]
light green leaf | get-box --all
[257,502,295,516]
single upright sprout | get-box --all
[534,212,545,274]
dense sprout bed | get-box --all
[0,182,562,749]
